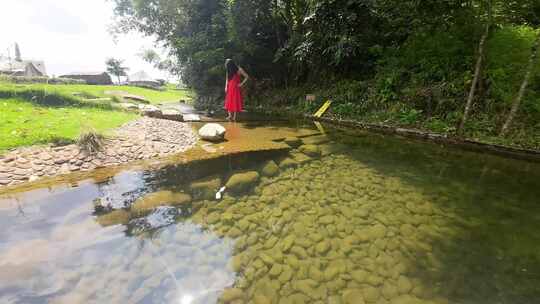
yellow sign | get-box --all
[313,100,332,118]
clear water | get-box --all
[1,122,539,304]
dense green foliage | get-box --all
[111,0,540,148]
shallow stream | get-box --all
[1,121,539,304]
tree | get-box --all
[105,58,129,83]
[111,0,229,97]
[139,49,161,65]
[500,31,540,136]
[138,48,182,82]
[458,0,492,135]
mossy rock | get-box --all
[220,288,244,303]
[189,175,221,200]
[225,171,260,194]
[302,135,330,145]
[261,160,280,177]
[279,157,298,169]
[290,152,312,164]
[253,294,272,304]
[96,209,131,227]
[284,137,303,148]
[131,191,192,214]
[389,295,425,304]
[319,143,346,157]
[299,145,320,157]
[363,286,380,303]
[342,289,364,304]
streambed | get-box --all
[0,121,539,304]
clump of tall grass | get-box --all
[77,130,105,153]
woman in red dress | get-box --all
[224,59,249,121]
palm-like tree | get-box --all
[106,58,129,84]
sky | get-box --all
[0,0,168,79]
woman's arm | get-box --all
[225,75,228,93]
[238,67,250,87]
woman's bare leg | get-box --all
[233,112,237,122]
[226,112,232,121]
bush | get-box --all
[0,75,87,85]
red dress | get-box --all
[225,72,243,113]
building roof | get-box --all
[29,60,46,75]
[129,70,158,83]
[0,59,47,76]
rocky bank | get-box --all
[0,117,198,188]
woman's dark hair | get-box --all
[226,59,238,80]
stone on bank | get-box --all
[199,123,226,142]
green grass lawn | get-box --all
[0,82,193,104]
[0,98,137,152]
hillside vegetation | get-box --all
[111,0,540,150]
[0,82,192,105]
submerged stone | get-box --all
[315,240,331,255]
[342,289,364,304]
[131,191,191,214]
[324,266,340,281]
[260,253,275,265]
[279,157,298,169]
[96,209,131,227]
[220,288,244,302]
[278,266,293,284]
[319,215,335,224]
[291,246,308,258]
[287,293,310,304]
[269,264,283,278]
[382,282,399,300]
[225,171,260,194]
[302,135,330,145]
[189,175,221,200]
[361,286,380,303]
[299,145,321,157]
[229,227,243,238]
[351,269,368,283]
[397,276,413,294]
[294,279,319,297]
[253,295,272,304]
[237,219,250,232]
[261,160,280,177]
[309,265,325,282]
[319,143,346,157]
[284,137,303,148]
[291,153,312,164]
[390,295,424,304]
